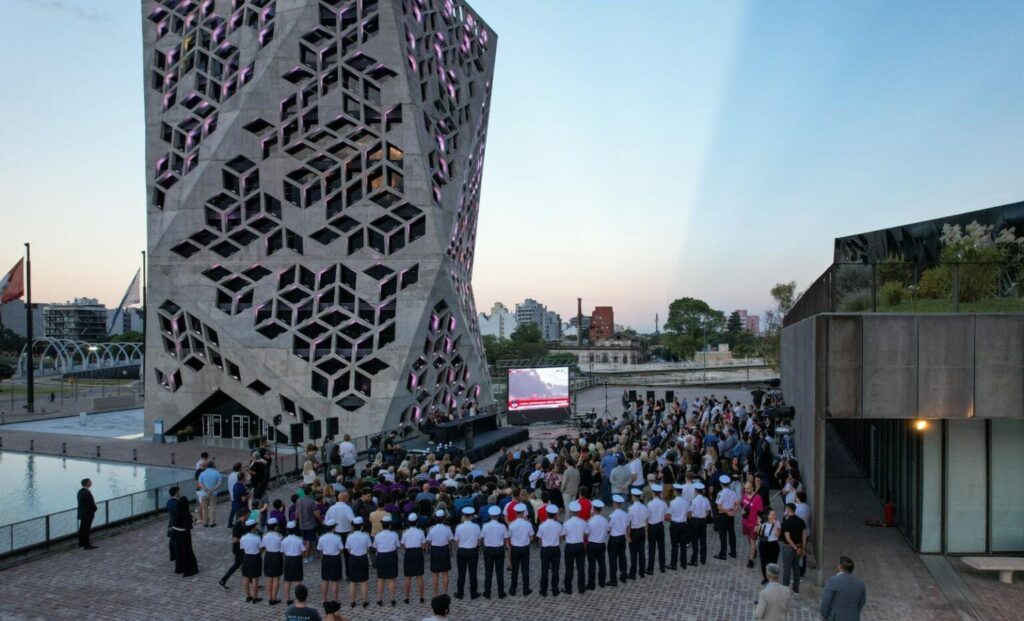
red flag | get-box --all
[0,259,25,303]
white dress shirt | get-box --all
[281,534,304,556]
[646,498,668,525]
[609,509,630,537]
[508,518,535,547]
[690,495,711,519]
[537,519,564,547]
[628,502,650,529]
[372,530,400,553]
[716,488,739,513]
[481,521,509,548]
[317,532,343,556]
[563,516,589,544]
[668,496,690,523]
[588,514,610,543]
[454,522,481,549]
[240,532,262,555]
[261,531,283,553]
[401,527,426,549]
[344,531,371,556]
[325,501,355,534]
[427,524,454,547]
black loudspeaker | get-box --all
[665,390,675,403]
[765,406,796,419]
[308,420,322,440]
[628,390,637,402]
[290,423,304,444]
[646,390,655,402]
[326,417,339,437]
[765,379,781,388]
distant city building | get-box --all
[0,300,46,340]
[589,306,614,341]
[567,315,592,332]
[479,302,517,339]
[515,298,562,342]
[107,307,144,336]
[44,298,108,342]
[736,309,761,335]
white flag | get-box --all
[108,269,141,333]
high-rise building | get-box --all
[514,298,562,342]
[736,309,760,335]
[543,311,562,342]
[107,307,145,336]
[589,306,614,341]
[479,302,517,340]
[143,0,497,439]
[0,300,45,339]
[44,298,108,342]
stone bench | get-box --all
[961,556,1024,584]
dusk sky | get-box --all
[2,0,1024,331]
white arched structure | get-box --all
[17,338,143,377]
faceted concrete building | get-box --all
[142,0,496,440]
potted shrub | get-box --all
[248,434,260,449]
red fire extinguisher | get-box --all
[884,500,895,527]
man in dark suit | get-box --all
[819,556,867,620]
[77,478,98,549]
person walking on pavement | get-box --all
[819,556,867,620]
[755,563,792,621]
[77,478,98,549]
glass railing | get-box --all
[0,478,196,558]
[785,261,1024,326]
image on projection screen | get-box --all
[507,367,570,411]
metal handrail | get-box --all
[0,476,196,558]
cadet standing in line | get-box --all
[345,516,372,608]
[586,499,610,590]
[454,506,482,600]
[607,494,629,585]
[481,505,509,599]
[318,518,343,603]
[239,519,263,604]
[373,515,400,607]
[262,517,284,605]
[563,500,589,595]
[689,481,711,565]
[401,513,427,604]
[626,488,649,579]
[645,484,668,574]
[537,504,564,597]
[508,502,535,597]
[281,520,305,605]
[714,474,739,560]
[668,483,690,570]
[427,509,454,596]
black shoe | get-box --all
[553,589,560,597]
[350,603,356,609]
[420,597,425,603]
[454,593,464,600]
[608,581,617,587]
[792,588,800,594]
[362,602,369,608]
[404,599,410,605]
[586,584,595,591]
[483,592,491,599]
[713,554,726,560]
[729,552,737,558]
[471,593,480,600]
[252,598,262,603]
[269,600,280,606]
[218,580,229,590]
[376,601,383,607]
[747,559,754,568]
[498,593,506,599]
[523,589,532,596]
[564,589,572,596]
[509,589,516,596]
[84,545,98,550]
[667,565,677,571]
[246,597,253,603]
[540,592,547,597]
[391,601,396,607]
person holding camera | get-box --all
[756,509,782,584]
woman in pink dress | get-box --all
[740,481,763,568]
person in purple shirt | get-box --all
[270,499,287,527]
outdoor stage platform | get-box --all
[404,412,527,462]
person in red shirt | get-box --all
[577,487,593,521]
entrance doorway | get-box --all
[231,414,251,439]
[203,413,222,437]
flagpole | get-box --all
[141,250,147,399]
[24,242,33,414]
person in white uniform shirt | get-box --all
[689,482,711,565]
[280,521,305,605]
[562,500,589,595]
[537,504,564,597]
[680,472,698,501]
[586,499,610,590]
[261,518,284,605]
[318,518,343,602]
[324,490,356,547]
[239,519,263,604]
[607,494,629,585]
[508,503,535,597]
[645,484,668,574]
[401,513,427,605]
[714,474,739,560]
[373,515,400,607]
[453,506,481,600]
[480,505,509,599]
[427,509,454,597]
[626,488,649,580]
[345,516,372,609]
[668,483,691,570]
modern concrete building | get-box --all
[782,202,1024,584]
[514,297,561,342]
[589,306,614,342]
[0,300,45,339]
[143,0,497,440]
[108,307,145,337]
[43,298,108,342]
[478,302,516,339]
[542,311,562,342]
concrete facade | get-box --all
[478,301,516,340]
[143,0,496,438]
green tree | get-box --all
[109,330,144,343]
[726,311,742,335]
[664,297,725,359]
[732,330,758,358]
[510,322,543,346]
[761,281,798,371]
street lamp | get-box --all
[702,323,708,386]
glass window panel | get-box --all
[919,422,942,553]
[990,419,1024,552]
[944,420,986,553]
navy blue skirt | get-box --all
[376,550,398,579]
[404,548,425,577]
[321,554,343,581]
[430,545,451,573]
[347,554,370,583]
[283,555,303,582]
[263,551,283,577]
[242,553,262,579]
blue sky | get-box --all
[2,0,1023,331]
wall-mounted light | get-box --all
[913,419,928,432]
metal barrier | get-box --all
[0,478,196,558]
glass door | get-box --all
[203,414,222,437]
[231,414,251,439]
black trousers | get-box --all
[758,540,780,580]
[221,548,243,583]
[168,529,176,561]
[563,542,585,593]
[539,547,560,595]
[646,522,666,572]
[587,541,607,589]
[510,545,530,595]
[483,547,505,596]
[607,535,627,584]
[627,527,646,578]
[689,518,707,564]
[716,515,736,556]
[669,522,688,568]
[78,514,94,547]
[456,548,479,597]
